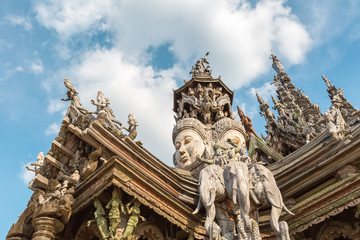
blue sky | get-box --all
[1,0,360,237]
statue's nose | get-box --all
[179,145,186,155]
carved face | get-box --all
[173,129,205,169]
[219,130,246,149]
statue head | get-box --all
[134,199,141,207]
[173,129,206,169]
[214,118,246,149]
[64,78,71,88]
[228,148,236,158]
[94,199,101,208]
[37,152,44,162]
[112,188,121,199]
[96,91,102,100]
[172,118,208,169]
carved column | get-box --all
[32,217,64,240]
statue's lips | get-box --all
[180,156,190,163]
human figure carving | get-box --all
[324,105,348,140]
[87,199,110,239]
[106,188,125,238]
[61,78,91,124]
[257,93,275,123]
[26,152,44,175]
[121,113,138,140]
[270,54,285,75]
[91,91,122,129]
[121,199,146,240]
[190,52,211,75]
[237,105,260,139]
[61,77,78,101]
[59,170,80,186]
[43,181,62,204]
[173,127,206,169]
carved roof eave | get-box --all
[64,118,199,199]
[287,175,360,234]
[249,135,283,162]
[259,173,360,236]
[173,77,234,112]
[71,156,204,233]
[63,119,205,233]
[268,124,360,198]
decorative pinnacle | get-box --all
[256,93,264,104]
[270,54,285,75]
[322,74,333,88]
[189,52,212,76]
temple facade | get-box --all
[7,54,360,240]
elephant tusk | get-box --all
[206,189,216,207]
[266,193,282,209]
[250,190,260,205]
[192,197,202,214]
[283,205,295,216]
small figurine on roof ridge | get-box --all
[26,152,44,176]
[121,113,138,140]
[91,91,123,131]
[61,78,92,125]
[270,54,285,75]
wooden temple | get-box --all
[6,54,360,240]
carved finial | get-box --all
[256,93,264,104]
[270,54,285,75]
[190,52,212,77]
[271,95,277,105]
[322,74,333,88]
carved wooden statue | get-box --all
[237,105,260,140]
[106,188,125,238]
[88,199,110,240]
[121,199,145,240]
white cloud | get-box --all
[45,122,60,135]
[34,0,311,88]
[20,162,34,184]
[48,99,67,114]
[237,103,257,119]
[29,59,44,74]
[34,0,114,39]
[0,66,25,82]
[34,0,312,165]
[63,48,179,163]
[249,82,276,102]
[6,14,32,31]
[300,0,360,46]
[16,66,24,72]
